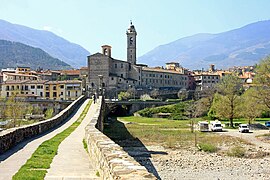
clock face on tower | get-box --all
[129,37,133,45]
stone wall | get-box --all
[85,97,156,179]
[0,95,86,154]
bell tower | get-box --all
[126,21,137,65]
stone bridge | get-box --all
[105,100,175,116]
[0,96,156,179]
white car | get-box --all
[239,124,249,133]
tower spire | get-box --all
[126,21,137,65]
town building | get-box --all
[1,80,82,101]
[193,73,220,91]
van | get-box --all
[198,121,209,132]
[210,120,223,132]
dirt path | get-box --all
[219,129,270,150]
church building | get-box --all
[87,22,189,95]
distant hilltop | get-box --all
[0,19,90,68]
[139,20,270,70]
[0,40,72,70]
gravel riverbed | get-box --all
[147,147,270,180]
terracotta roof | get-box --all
[142,67,185,75]
[45,80,82,84]
[80,67,88,70]
[60,70,80,75]
[2,80,30,84]
[3,72,38,77]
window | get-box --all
[115,64,117,68]
[31,85,35,89]
[40,92,43,97]
[60,85,64,89]
[6,86,9,91]
[121,64,123,68]
[121,74,123,78]
[61,92,63,95]
[53,86,57,90]
[75,91,78,97]
[7,92,9,97]
[32,92,34,94]
[67,91,70,97]
[45,92,49,97]
[46,86,49,90]
[111,77,114,80]
[53,92,57,97]
[37,85,43,89]
[25,86,28,90]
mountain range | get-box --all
[0,40,71,70]
[0,19,90,68]
[139,20,270,70]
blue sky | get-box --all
[1,0,270,61]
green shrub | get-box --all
[198,143,218,153]
[137,101,191,119]
[227,146,246,157]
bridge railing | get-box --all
[85,96,156,179]
[0,95,86,154]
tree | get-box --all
[209,75,243,127]
[118,91,132,100]
[177,89,188,101]
[150,89,159,99]
[45,108,54,119]
[5,93,26,127]
[253,57,270,110]
[140,94,153,101]
[193,86,217,118]
[0,98,7,120]
[193,97,211,117]
[240,88,264,124]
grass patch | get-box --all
[197,143,218,153]
[83,139,88,153]
[136,101,191,120]
[96,171,100,177]
[227,146,246,158]
[13,100,92,180]
[104,116,250,150]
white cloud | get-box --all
[43,25,63,35]
[43,25,53,31]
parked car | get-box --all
[265,121,270,127]
[239,124,249,133]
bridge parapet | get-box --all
[85,97,156,179]
[0,95,86,154]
